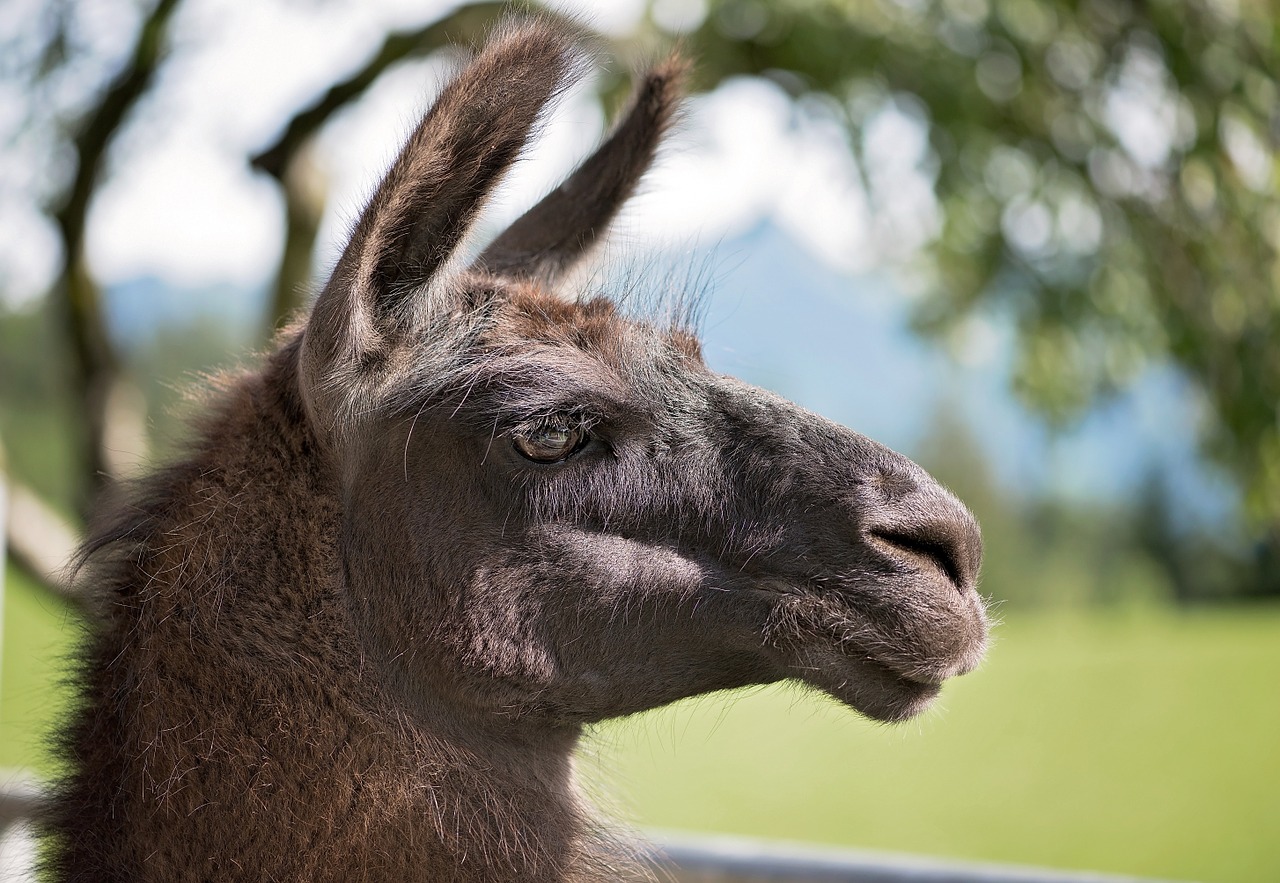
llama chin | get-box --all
[46,18,987,882]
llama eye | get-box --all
[512,424,586,464]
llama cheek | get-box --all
[459,604,562,690]
[466,636,560,689]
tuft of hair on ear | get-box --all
[474,50,690,284]
[567,241,717,338]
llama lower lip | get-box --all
[766,578,986,693]
[786,642,945,723]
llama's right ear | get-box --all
[474,56,686,283]
[303,20,583,381]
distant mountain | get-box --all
[104,275,264,346]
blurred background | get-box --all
[1,0,1277,880]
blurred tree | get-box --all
[3,0,519,518]
[5,0,182,516]
[2,0,1276,599]
[914,407,1188,606]
[671,0,1279,592]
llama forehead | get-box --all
[491,288,645,358]
[472,285,711,411]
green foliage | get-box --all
[669,0,1280,538]
[587,606,1280,883]
[0,301,253,513]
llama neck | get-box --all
[51,341,611,882]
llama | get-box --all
[45,20,988,883]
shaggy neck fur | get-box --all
[46,337,614,883]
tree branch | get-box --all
[51,0,183,513]
[251,1,520,329]
[0,775,42,834]
[3,478,86,612]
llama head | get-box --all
[297,20,987,731]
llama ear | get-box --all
[304,20,584,375]
[473,56,686,283]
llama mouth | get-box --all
[791,642,945,723]
[760,577,988,722]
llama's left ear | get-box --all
[474,56,686,283]
[303,20,584,386]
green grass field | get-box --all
[1,564,78,774]
[584,608,1280,882]
[4,565,1278,882]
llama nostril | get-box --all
[870,519,977,593]
[859,467,983,595]
[867,527,968,593]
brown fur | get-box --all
[45,20,988,882]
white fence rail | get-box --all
[650,834,1171,882]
